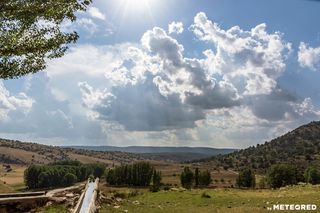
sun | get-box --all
[124,0,151,12]
[110,0,161,27]
[122,0,156,13]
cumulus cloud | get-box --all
[79,78,205,131]
[298,42,320,71]
[0,81,33,120]
[88,7,106,20]
[79,25,243,131]
[168,21,184,34]
[190,12,291,95]
[0,74,105,143]
[2,11,319,148]
[75,12,320,148]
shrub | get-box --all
[150,170,162,192]
[199,170,212,186]
[304,167,320,185]
[267,164,297,188]
[201,192,211,198]
[236,168,256,188]
[163,185,170,191]
[180,167,194,189]
[195,168,199,187]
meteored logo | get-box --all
[267,204,317,211]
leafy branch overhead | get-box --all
[0,0,92,79]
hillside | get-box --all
[67,146,237,162]
[198,121,320,174]
[0,139,144,165]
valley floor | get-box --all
[99,184,320,213]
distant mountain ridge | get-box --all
[66,145,236,154]
[66,146,238,162]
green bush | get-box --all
[180,167,194,189]
[62,173,77,186]
[150,170,162,192]
[267,164,297,188]
[304,166,320,185]
[201,192,211,198]
[236,168,256,188]
[199,170,212,186]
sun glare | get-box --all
[123,0,156,13]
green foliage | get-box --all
[90,163,105,178]
[194,168,199,187]
[267,164,297,188]
[304,166,320,185]
[180,167,194,189]
[106,161,155,187]
[62,173,77,186]
[236,168,256,188]
[199,170,212,186]
[0,0,92,79]
[201,121,320,174]
[24,161,104,189]
[150,170,162,192]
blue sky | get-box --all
[1,0,320,148]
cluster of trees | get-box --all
[236,164,320,189]
[180,167,212,189]
[24,160,105,189]
[105,161,161,189]
[236,168,256,188]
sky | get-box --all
[1,0,320,148]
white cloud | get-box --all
[190,12,291,96]
[1,12,319,148]
[0,81,33,120]
[168,21,184,34]
[298,42,320,71]
[88,7,106,20]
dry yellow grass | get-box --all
[0,165,26,185]
[0,165,26,192]
[0,147,49,164]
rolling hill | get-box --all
[0,138,144,165]
[198,121,320,174]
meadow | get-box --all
[99,184,320,213]
[2,163,320,213]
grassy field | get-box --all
[153,162,238,187]
[0,165,26,192]
[36,205,68,213]
[99,184,320,213]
